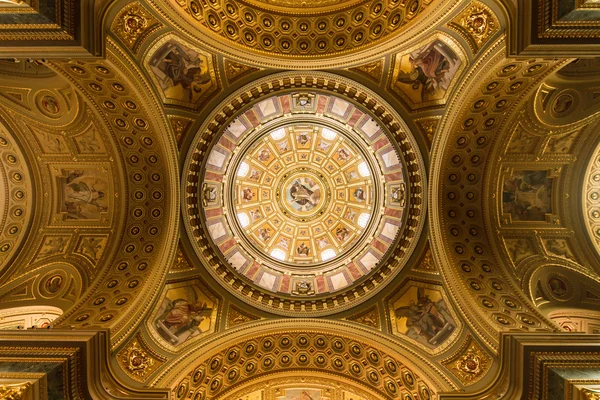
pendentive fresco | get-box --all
[0,0,598,398]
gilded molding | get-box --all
[428,35,566,351]
[345,305,381,330]
[117,333,166,382]
[442,336,491,386]
[181,71,427,317]
[226,304,261,328]
[348,59,384,84]
[0,382,32,400]
[223,59,260,84]
[447,2,499,53]
[414,117,441,147]
[111,2,163,53]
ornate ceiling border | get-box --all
[505,0,600,56]
[145,0,464,69]
[150,319,459,393]
[429,35,565,351]
[181,71,427,317]
[44,38,180,347]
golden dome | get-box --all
[169,0,431,57]
[229,122,380,269]
[183,74,426,314]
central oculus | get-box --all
[278,168,329,221]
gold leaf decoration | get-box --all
[117,333,164,382]
[345,305,381,329]
[412,245,438,274]
[170,244,194,273]
[415,117,441,147]
[349,59,384,84]
[442,336,491,385]
[224,59,259,84]
[112,2,162,52]
[0,382,31,400]
[168,116,193,150]
[226,304,261,328]
[448,2,499,53]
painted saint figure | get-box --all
[149,40,212,103]
[396,39,461,103]
[257,148,271,162]
[288,177,321,212]
[394,287,455,348]
[296,243,310,256]
[61,170,109,220]
[337,148,351,161]
[241,188,254,201]
[154,288,214,345]
[335,226,350,242]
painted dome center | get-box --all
[232,123,377,266]
[279,168,327,220]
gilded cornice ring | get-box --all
[182,71,426,317]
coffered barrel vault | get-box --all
[0,0,598,398]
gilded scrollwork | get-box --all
[0,382,31,400]
[348,60,384,84]
[118,334,165,382]
[1,0,600,398]
[223,59,260,84]
[112,3,162,52]
[448,2,499,53]
[345,305,381,329]
[442,337,491,385]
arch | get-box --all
[151,319,459,397]
[0,305,62,329]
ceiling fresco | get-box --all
[0,0,599,398]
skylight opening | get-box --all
[269,128,286,140]
[271,249,286,260]
[321,128,337,141]
[321,249,336,261]
[358,213,370,228]
[237,161,250,177]
[358,161,371,177]
[237,212,250,228]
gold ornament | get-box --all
[349,60,384,83]
[224,59,259,84]
[0,383,31,400]
[443,337,491,385]
[346,305,381,329]
[415,117,441,147]
[112,3,160,50]
[448,2,499,52]
[118,336,164,382]
[226,305,261,328]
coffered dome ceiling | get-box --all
[162,0,432,58]
[183,77,426,314]
[1,0,600,398]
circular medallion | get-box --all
[182,73,426,315]
[280,169,326,218]
[229,123,378,266]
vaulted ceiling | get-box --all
[0,0,599,398]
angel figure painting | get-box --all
[393,38,461,106]
[58,169,110,220]
[148,39,216,105]
[153,284,215,346]
[391,285,456,350]
[502,170,553,221]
